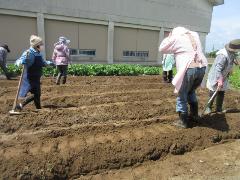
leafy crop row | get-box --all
[2,64,161,77]
[229,67,240,89]
[1,64,239,89]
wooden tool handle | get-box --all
[12,65,25,110]
[12,51,30,110]
[207,86,221,105]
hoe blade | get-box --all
[9,110,22,115]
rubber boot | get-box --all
[62,76,67,84]
[189,102,200,122]
[168,70,173,83]
[216,91,225,113]
[15,103,23,111]
[34,94,41,109]
[173,112,188,128]
[22,95,35,108]
[56,74,61,85]
[163,71,168,83]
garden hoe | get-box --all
[9,66,25,115]
[200,86,220,117]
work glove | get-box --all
[217,76,224,88]
[15,59,22,67]
[46,60,56,67]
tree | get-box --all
[206,50,218,58]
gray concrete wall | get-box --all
[0,0,216,33]
[114,27,159,65]
[0,14,37,60]
[0,0,223,64]
[45,20,108,63]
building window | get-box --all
[164,31,170,38]
[69,49,96,56]
[123,51,130,57]
[123,51,149,57]
[79,49,96,56]
[70,49,78,55]
[136,51,149,57]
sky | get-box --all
[206,0,240,52]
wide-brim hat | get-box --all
[0,44,10,53]
[225,39,240,52]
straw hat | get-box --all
[225,39,240,52]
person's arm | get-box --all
[52,49,57,63]
[0,49,4,62]
[162,54,166,65]
[234,59,239,65]
[159,35,177,54]
[42,58,54,67]
[65,47,71,64]
[40,54,55,67]
[215,55,228,87]
[170,54,175,66]
[15,51,30,66]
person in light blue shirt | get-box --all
[14,35,54,111]
[162,54,175,83]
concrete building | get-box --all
[0,0,224,65]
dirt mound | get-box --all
[0,76,240,179]
[80,140,240,180]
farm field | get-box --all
[0,76,240,179]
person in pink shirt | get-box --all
[52,37,71,85]
[159,27,208,128]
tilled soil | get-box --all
[79,140,240,180]
[0,76,240,179]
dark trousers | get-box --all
[22,79,41,109]
[56,65,68,84]
[0,61,11,79]
[163,70,173,83]
[208,90,225,112]
[22,94,41,109]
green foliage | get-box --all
[1,64,161,77]
[0,64,22,76]
[67,64,161,76]
[70,64,160,76]
[229,66,240,89]
[2,64,239,89]
[206,50,218,58]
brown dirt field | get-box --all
[0,76,240,179]
[79,140,240,180]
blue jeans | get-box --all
[176,67,206,114]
